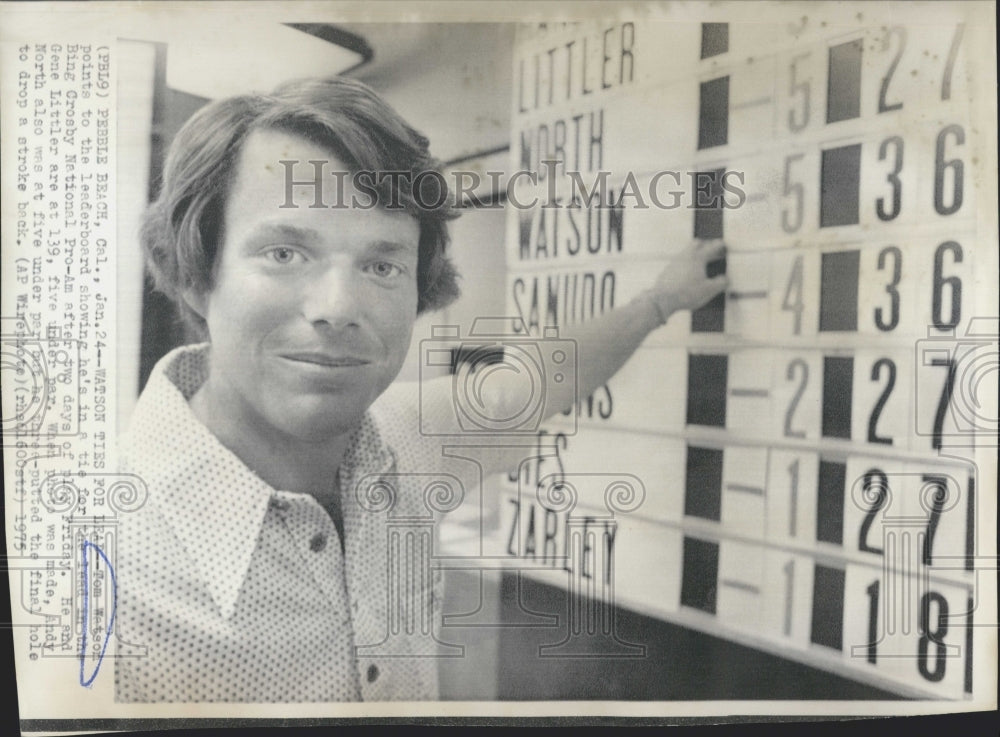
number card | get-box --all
[772,350,823,441]
[850,350,912,448]
[724,251,772,341]
[843,456,911,558]
[720,444,768,539]
[716,539,765,631]
[725,349,774,435]
[765,449,820,545]
[776,44,825,139]
[760,550,816,648]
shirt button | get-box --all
[309,532,327,552]
[367,664,379,683]
[270,498,290,512]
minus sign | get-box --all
[731,96,773,109]
[729,388,770,398]
[719,579,761,595]
[728,290,769,300]
[725,483,765,496]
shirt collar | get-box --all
[121,343,395,620]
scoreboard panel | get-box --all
[492,6,995,702]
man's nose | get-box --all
[300,266,363,328]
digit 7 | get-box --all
[921,474,949,565]
[930,358,956,450]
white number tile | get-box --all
[849,349,912,448]
[723,251,772,340]
[728,59,779,150]
[855,243,917,338]
[857,135,920,231]
[765,449,819,545]
[720,444,768,538]
[769,350,823,441]
[723,154,783,252]
[774,44,826,140]
[715,539,764,631]
[759,550,815,648]
[768,249,821,342]
[843,455,909,558]
[898,462,971,582]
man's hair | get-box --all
[141,76,460,336]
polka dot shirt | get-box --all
[114,344,518,702]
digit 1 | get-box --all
[865,579,880,664]
[783,558,795,636]
[788,458,800,537]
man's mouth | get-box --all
[280,352,371,368]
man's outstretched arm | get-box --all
[488,238,728,424]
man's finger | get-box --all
[699,239,727,260]
[707,274,729,294]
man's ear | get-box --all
[182,288,209,320]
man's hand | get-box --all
[644,239,729,323]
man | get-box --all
[115,76,726,702]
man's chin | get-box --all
[273,396,371,442]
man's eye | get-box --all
[369,261,402,278]
[267,247,301,265]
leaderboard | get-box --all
[495,10,993,701]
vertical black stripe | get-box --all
[964,594,974,693]
[822,356,854,438]
[819,250,860,331]
[691,254,727,332]
[685,446,723,521]
[686,354,728,427]
[827,39,863,123]
[698,77,729,149]
[820,144,862,227]
[692,168,726,332]
[810,564,845,650]
[700,23,729,58]
[680,537,719,614]
[965,475,975,571]
[816,460,846,545]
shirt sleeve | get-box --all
[372,377,535,479]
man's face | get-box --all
[192,128,420,442]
